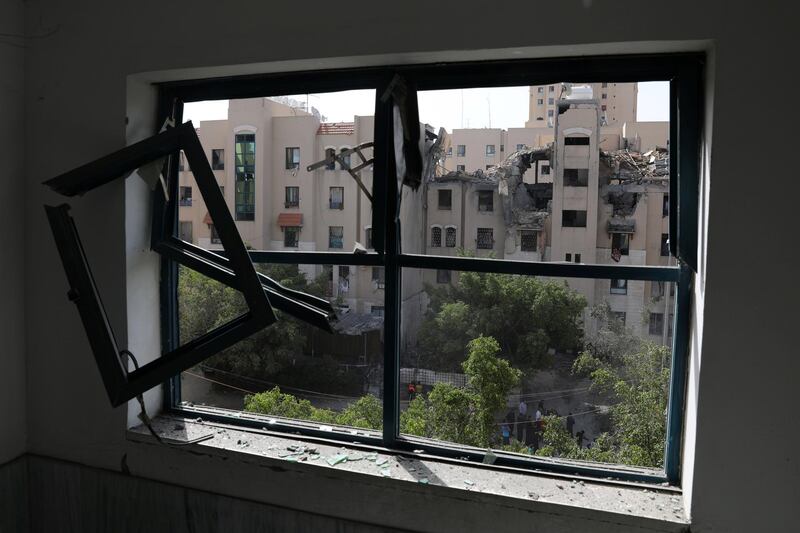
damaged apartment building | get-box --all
[424,86,672,341]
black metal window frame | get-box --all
[157,52,703,485]
[234,133,255,221]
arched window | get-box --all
[445,226,457,248]
[430,226,442,247]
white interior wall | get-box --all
[0,0,27,465]
[17,1,800,532]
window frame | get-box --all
[156,53,703,486]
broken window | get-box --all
[516,144,525,151]
[610,278,627,294]
[149,54,699,484]
[179,186,192,206]
[520,230,537,252]
[329,186,344,210]
[563,168,589,187]
[234,133,255,221]
[285,186,299,207]
[212,148,225,170]
[285,147,300,169]
[430,226,442,248]
[284,226,300,248]
[562,210,587,227]
[477,190,493,212]
[612,232,630,256]
[445,226,457,248]
[476,227,494,249]
[661,234,670,256]
[179,221,193,242]
[329,226,344,249]
[485,144,495,156]
[438,189,452,210]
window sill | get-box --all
[128,413,688,531]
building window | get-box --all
[209,224,221,245]
[438,189,452,210]
[649,312,665,335]
[601,104,607,111]
[445,226,457,247]
[516,144,525,151]
[283,226,300,248]
[547,109,554,117]
[476,228,494,249]
[179,186,192,206]
[430,226,442,247]
[211,149,225,170]
[486,165,492,170]
[564,136,590,145]
[485,144,495,156]
[456,164,465,172]
[563,168,589,187]
[520,230,537,252]
[565,253,572,262]
[602,82,608,88]
[602,93,608,99]
[179,221,193,242]
[574,253,581,263]
[284,186,299,207]
[661,234,670,256]
[610,279,628,295]
[663,194,670,217]
[537,98,543,105]
[456,144,466,157]
[446,146,452,157]
[330,186,344,210]
[371,305,385,317]
[562,210,587,227]
[162,53,700,486]
[372,267,385,289]
[365,227,373,249]
[329,226,344,249]
[478,190,493,212]
[549,85,555,92]
[179,151,188,172]
[612,311,626,325]
[285,147,300,169]
[339,148,351,170]
[612,233,630,255]
[541,164,550,175]
[652,281,665,298]
[234,133,255,221]
[548,97,554,105]
[436,269,451,284]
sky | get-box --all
[183,82,669,132]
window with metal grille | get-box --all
[445,226,456,247]
[283,226,299,247]
[430,226,442,247]
[476,227,493,249]
[520,230,537,252]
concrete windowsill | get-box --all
[128,414,688,532]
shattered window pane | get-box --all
[476,227,493,249]
[178,263,384,434]
[445,227,457,248]
[430,226,442,248]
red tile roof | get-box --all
[277,213,303,227]
[317,122,355,135]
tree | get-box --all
[418,264,586,372]
[400,335,521,448]
[537,303,672,468]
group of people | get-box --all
[499,399,584,451]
